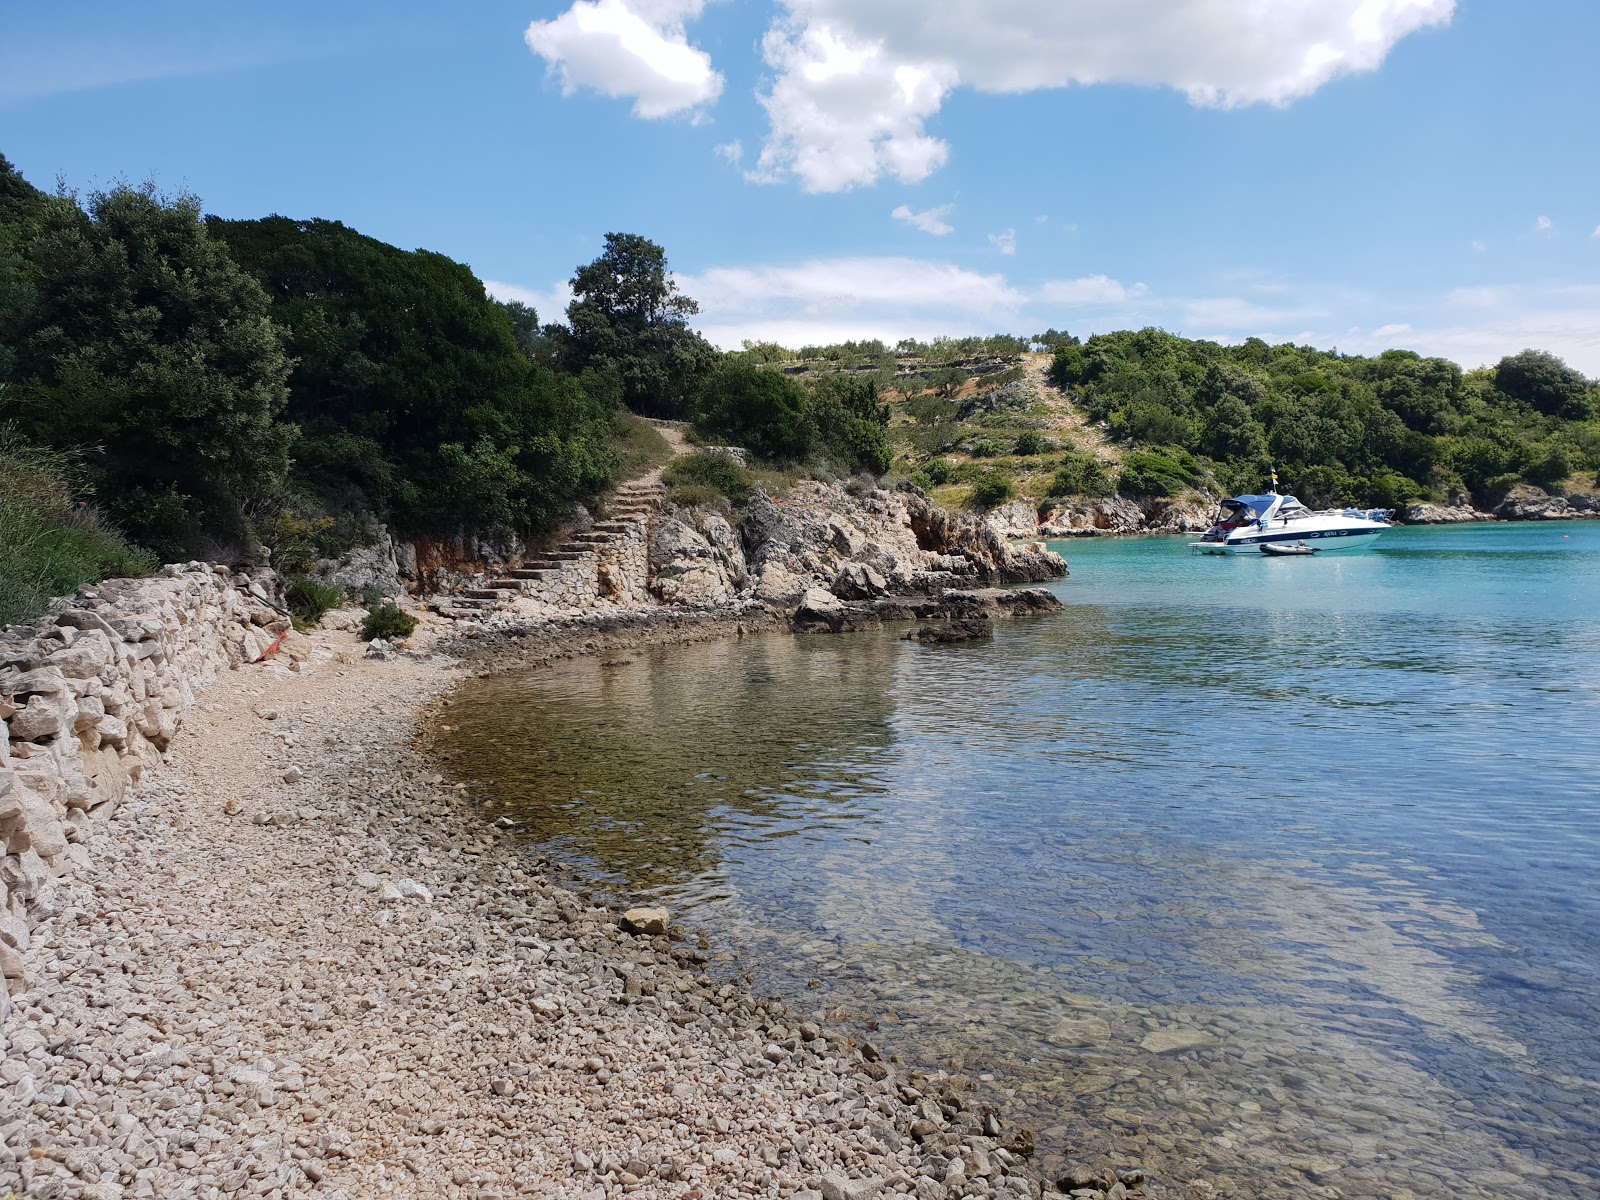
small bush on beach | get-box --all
[284,576,343,630]
[361,601,417,641]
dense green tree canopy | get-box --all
[1050,329,1599,506]
[1494,348,1593,420]
[561,232,718,418]
[211,215,616,535]
[690,362,891,474]
[2,170,293,558]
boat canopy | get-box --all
[1222,494,1278,514]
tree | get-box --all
[212,216,616,536]
[807,374,891,474]
[561,233,718,418]
[1493,349,1593,419]
[496,299,546,362]
[3,179,293,558]
[693,362,812,460]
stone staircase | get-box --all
[431,481,666,621]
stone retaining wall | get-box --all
[0,564,288,991]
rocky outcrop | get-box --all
[646,481,1068,618]
[791,587,1063,634]
[316,526,406,597]
[1039,495,1212,537]
[1495,488,1600,521]
[1402,502,1490,524]
[649,510,747,609]
[0,565,292,948]
[905,617,993,644]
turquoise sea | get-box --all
[447,521,1600,1199]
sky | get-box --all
[3,0,1598,374]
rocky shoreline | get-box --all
[1,595,1151,1200]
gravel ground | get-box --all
[1,613,1059,1200]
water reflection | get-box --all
[445,634,900,897]
[442,523,1600,1200]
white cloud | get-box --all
[1471,240,1487,253]
[1337,285,1600,375]
[483,278,575,324]
[1038,274,1147,306]
[1372,322,1414,337]
[680,257,1159,347]
[988,228,1017,255]
[748,19,955,192]
[752,0,1454,190]
[1534,215,1553,234]
[1179,295,1327,330]
[525,0,722,119]
[715,139,744,165]
[1447,286,1505,309]
[1592,225,1600,240]
[891,204,954,236]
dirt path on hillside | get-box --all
[1019,352,1124,466]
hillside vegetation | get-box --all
[729,330,1600,515]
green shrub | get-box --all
[970,471,1015,510]
[1117,448,1204,497]
[693,363,812,460]
[1012,432,1052,456]
[917,458,955,486]
[0,430,155,626]
[663,451,755,506]
[361,601,417,642]
[284,576,343,629]
[1526,445,1574,487]
[1048,452,1115,497]
[904,394,958,423]
[968,440,999,458]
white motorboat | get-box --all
[1189,491,1391,555]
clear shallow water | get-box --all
[445,522,1600,1198]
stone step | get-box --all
[570,533,615,545]
[445,597,499,611]
[486,580,526,592]
[547,550,591,561]
[592,520,639,532]
[509,568,557,580]
[462,588,516,601]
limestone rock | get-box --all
[1402,502,1489,524]
[1048,1017,1112,1047]
[621,906,669,935]
[830,561,889,600]
[906,618,993,645]
[315,527,404,597]
[1140,1026,1214,1055]
[819,1174,883,1200]
[1496,488,1579,521]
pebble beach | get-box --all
[1,611,1073,1200]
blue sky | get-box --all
[4,0,1598,372]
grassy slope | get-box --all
[879,351,1124,511]
[0,438,156,626]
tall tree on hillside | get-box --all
[1493,349,1593,419]
[561,232,718,418]
[211,216,616,535]
[2,175,293,559]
